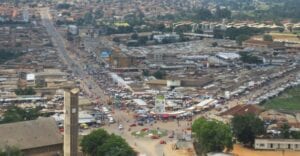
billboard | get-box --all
[154,95,165,113]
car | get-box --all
[137,120,144,126]
[120,107,126,110]
[151,135,159,139]
[160,140,166,144]
[129,123,137,127]
[118,124,123,130]
[108,117,115,123]
[168,134,174,138]
[141,128,149,131]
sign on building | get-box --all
[155,95,165,113]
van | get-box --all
[108,117,115,123]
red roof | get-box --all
[221,104,263,116]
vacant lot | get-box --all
[263,86,300,111]
[270,33,300,43]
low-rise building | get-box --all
[255,138,300,151]
[0,118,63,156]
[153,33,180,43]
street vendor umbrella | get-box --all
[162,114,169,118]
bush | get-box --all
[153,70,166,79]
[14,87,36,95]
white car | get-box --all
[118,124,123,130]
[108,117,115,123]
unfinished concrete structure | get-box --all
[64,88,79,156]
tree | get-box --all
[0,106,41,124]
[14,87,36,95]
[142,70,150,76]
[174,25,192,34]
[195,8,213,20]
[225,27,239,40]
[56,3,71,10]
[153,70,166,79]
[138,36,148,45]
[263,34,273,42]
[291,131,300,139]
[0,49,22,64]
[83,12,94,25]
[96,134,135,156]
[215,7,231,19]
[192,118,233,155]
[194,28,203,34]
[81,129,110,155]
[112,37,120,43]
[94,10,104,19]
[0,146,23,156]
[278,27,284,33]
[212,42,218,47]
[131,33,139,40]
[124,14,144,26]
[81,129,135,156]
[157,14,175,21]
[213,28,224,39]
[236,34,250,46]
[231,114,265,146]
[225,26,264,41]
[155,23,166,32]
[280,123,291,139]
[239,52,263,64]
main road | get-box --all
[40,7,108,103]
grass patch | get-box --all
[131,129,168,138]
[263,86,300,111]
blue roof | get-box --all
[100,51,111,58]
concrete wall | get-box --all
[22,144,63,156]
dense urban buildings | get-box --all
[0,0,300,156]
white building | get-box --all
[255,139,300,150]
[153,33,180,43]
[167,80,181,88]
[216,52,240,60]
[68,25,78,35]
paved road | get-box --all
[40,8,108,103]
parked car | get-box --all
[108,117,115,123]
[129,123,137,127]
[160,140,166,144]
[141,128,149,131]
[137,121,144,126]
[151,135,160,139]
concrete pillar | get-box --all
[64,88,79,156]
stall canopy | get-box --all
[162,114,169,118]
[133,99,147,106]
[195,99,216,108]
